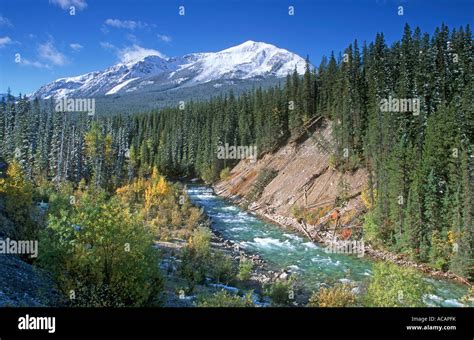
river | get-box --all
[187,185,471,307]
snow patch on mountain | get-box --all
[33,41,308,99]
[106,78,139,95]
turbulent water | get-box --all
[187,185,470,307]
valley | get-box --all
[0,21,472,309]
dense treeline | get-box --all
[0,24,472,279]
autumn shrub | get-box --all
[361,186,377,210]
[0,160,36,239]
[116,168,203,241]
[39,188,163,306]
[308,284,356,307]
[328,154,339,169]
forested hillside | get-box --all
[1,24,472,280]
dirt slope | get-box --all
[215,121,368,240]
[214,121,472,286]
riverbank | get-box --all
[188,185,471,306]
[214,186,471,288]
[155,225,298,307]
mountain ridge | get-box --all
[32,41,308,100]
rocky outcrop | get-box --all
[0,182,61,306]
[0,254,62,306]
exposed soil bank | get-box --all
[214,122,471,287]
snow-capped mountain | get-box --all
[33,41,307,99]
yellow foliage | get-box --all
[117,172,201,241]
[156,176,169,195]
[447,230,456,245]
[151,166,159,182]
[0,160,34,238]
[308,284,356,307]
[361,186,377,210]
[143,173,169,210]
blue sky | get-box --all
[0,0,473,94]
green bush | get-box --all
[197,290,255,307]
[209,250,236,285]
[364,262,432,307]
[219,167,231,180]
[328,154,339,169]
[266,280,293,306]
[39,188,163,307]
[179,227,212,291]
[237,257,253,281]
[363,212,381,246]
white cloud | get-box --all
[38,41,67,66]
[157,34,172,43]
[100,41,116,50]
[70,43,83,51]
[0,15,12,27]
[117,44,166,63]
[49,0,87,11]
[20,58,50,69]
[104,18,146,30]
[126,33,138,43]
[0,36,12,47]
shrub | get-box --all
[116,174,203,241]
[308,284,356,307]
[328,154,339,169]
[361,186,376,210]
[219,167,231,180]
[0,160,36,239]
[209,250,236,285]
[179,227,212,291]
[39,188,163,307]
[266,280,293,306]
[201,164,219,184]
[237,257,253,281]
[364,262,432,307]
[363,212,380,245]
[188,227,212,256]
[429,230,450,271]
[197,290,255,307]
[460,286,474,306]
